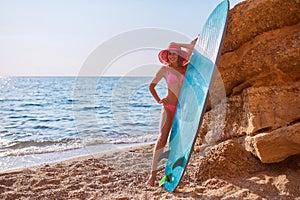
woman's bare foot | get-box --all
[146,171,157,187]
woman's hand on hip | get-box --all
[159,98,169,105]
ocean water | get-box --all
[0,76,166,171]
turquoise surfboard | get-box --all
[159,0,230,192]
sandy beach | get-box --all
[1,141,299,200]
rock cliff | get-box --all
[196,0,300,165]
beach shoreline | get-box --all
[0,141,155,174]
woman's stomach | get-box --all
[165,90,180,105]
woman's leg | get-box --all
[146,107,174,186]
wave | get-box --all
[129,103,153,108]
[1,143,84,157]
[106,132,157,144]
[1,132,157,157]
[0,98,23,102]
[20,103,44,107]
[1,139,84,157]
[5,138,79,149]
[79,105,110,111]
[32,125,54,129]
[7,116,73,123]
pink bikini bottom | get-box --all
[163,104,176,114]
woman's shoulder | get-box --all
[153,65,167,76]
[158,65,169,72]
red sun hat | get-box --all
[158,43,189,65]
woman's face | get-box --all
[167,50,179,64]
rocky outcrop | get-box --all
[242,84,300,135]
[223,0,300,53]
[245,123,300,163]
[197,0,300,164]
[219,23,300,96]
[194,140,300,198]
[196,140,264,181]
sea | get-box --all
[0,76,166,172]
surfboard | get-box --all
[159,0,230,192]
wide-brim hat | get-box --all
[158,43,189,65]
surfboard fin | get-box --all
[172,156,185,170]
[159,173,172,187]
[159,157,185,187]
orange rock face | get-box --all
[197,0,300,163]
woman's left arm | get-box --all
[172,37,198,58]
[173,37,197,49]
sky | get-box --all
[0,0,244,76]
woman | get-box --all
[146,39,197,186]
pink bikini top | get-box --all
[165,67,185,85]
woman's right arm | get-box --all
[149,83,161,103]
[149,67,164,103]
